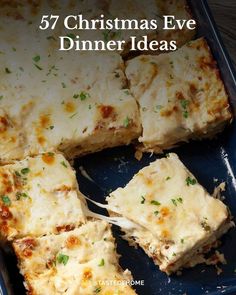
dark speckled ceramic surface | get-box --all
[1,0,236,294]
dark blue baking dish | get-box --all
[1,0,236,294]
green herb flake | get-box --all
[98,258,105,267]
[21,168,30,175]
[1,196,11,206]
[177,197,183,204]
[154,210,159,216]
[123,116,130,128]
[150,200,161,206]
[180,99,189,109]
[69,112,78,119]
[16,192,29,200]
[67,33,76,39]
[166,176,171,181]
[183,110,189,118]
[57,253,69,266]
[94,286,102,293]
[61,82,66,88]
[186,176,197,186]
[180,99,190,119]
[88,104,92,110]
[0,95,3,100]
[49,125,54,130]
[141,196,146,204]
[201,220,211,232]
[19,67,24,72]
[171,199,177,206]
[33,55,40,63]
[73,94,79,99]
[34,64,43,71]
[15,171,21,177]
[12,47,16,52]
[5,68,11,74]
[181,238,184,244]
[79,91,90,101]
[60,161,68,168]
[124,90,130,95]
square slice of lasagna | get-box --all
[125,38,232,153]
[0,153,86,241]
[106,153,233,274]
[13,221,137,295]
[0,4,141,163]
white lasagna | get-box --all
[105,154,233,274]
[125,38,232,153]
[0,2,141,163]
[13,220,137,295]
[0,153,86,241]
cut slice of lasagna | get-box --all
[13,221,137,295]
[0,3,141,163]
[105,154,233,274]
[0,153,86,241]
[125,38,232,153]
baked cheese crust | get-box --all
[106,153,232,274]
[0,3,141,163]
[0,153,86,241]
[13,221,137,295]
[125,38,232,152]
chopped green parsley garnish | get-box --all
[60,161,68,168]
[98,258,105,267]
[67,33,76,39]
[123,116,130,128]
[34,64,43,71]
[171,199,177,206]
[16,192,29,200]
[94,287,102,293]
[0,95,3,100]
[33,55,40,63]
[166,176,171,181]
[150,200,161,206]
[141,196,146,204]
[69,112,78,119]
[154,211,159,216]
[21,168,30,175]
[201,220,211,232]
[5,68,11,74]
[171,197,183,206]
[1,196,11,206]
[61,82,66,88]
[79,91,90,101]
[177,197,183,203]
[181,238,184,244]
[57,253,69,265]
[180,99,190,119]
[186,176,197,186]
[124,90,130,95]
